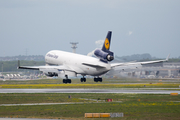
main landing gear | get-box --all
[63,75,71,84]
[94,77,102,82]
[80,76,86,82]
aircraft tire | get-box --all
[94,78,98,82]
[63,79,67,84]
[99,78,102,82]
[80,78,86,82]
[67,79,71,83]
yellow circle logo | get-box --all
[105,38,110,50]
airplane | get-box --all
[18,31,169,83]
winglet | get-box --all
[166,54,170,61]
[17,60,20,69]
[17,60,39,70]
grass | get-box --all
[0,93,180,104]
[0,93,180,119]
[0,78,180,119]
[0,78,180,85]
[1,102,180,120]
[0,78,180,89]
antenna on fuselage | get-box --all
[70,42,78,53]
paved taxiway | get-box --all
[0,118,64,120]
[0,89,180,94]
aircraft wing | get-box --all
[111,54,170,68]
[82,63,106,68]
[17,61,76,73]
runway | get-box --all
[0,89,180,94]
[0,118,65,120]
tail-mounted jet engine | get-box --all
[94,49,114,62]
[45,72,58,77]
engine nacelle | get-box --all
[45,72,58,77]
[94,49,114,62]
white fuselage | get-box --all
[45,50,111,76]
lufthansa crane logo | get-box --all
[105,38,110,50]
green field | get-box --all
[1,78,180,84]
[0,93,180,120]
[0,78,180,89]
[0,78,180,119]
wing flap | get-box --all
[82,63,106,68]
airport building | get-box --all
[105,62,180,79]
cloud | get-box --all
[128,31,133,36]
[87,49,95,56]
[87,40,104,56]
[95,40,104,48]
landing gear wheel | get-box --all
[67,79,71,83]
[99,78,102,82]
[80,78,86,82]
[94,78,98,82]
[94,78,102,82]
[63,79,72,84]
[63,79,67,84]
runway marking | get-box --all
[79,98,105,102]
[0,101,122,106]
[0,102,84,106]
[1,89,180,94]
[0,118,63,120]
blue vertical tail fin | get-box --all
[102,31,112,52]
[94,31,114,62]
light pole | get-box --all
[1,62,3,72]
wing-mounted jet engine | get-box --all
[94,31,114,62]
[44,72,58,77]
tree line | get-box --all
[0,61,45,72]
[0,58,180,72]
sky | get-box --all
[0,0,180,58]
